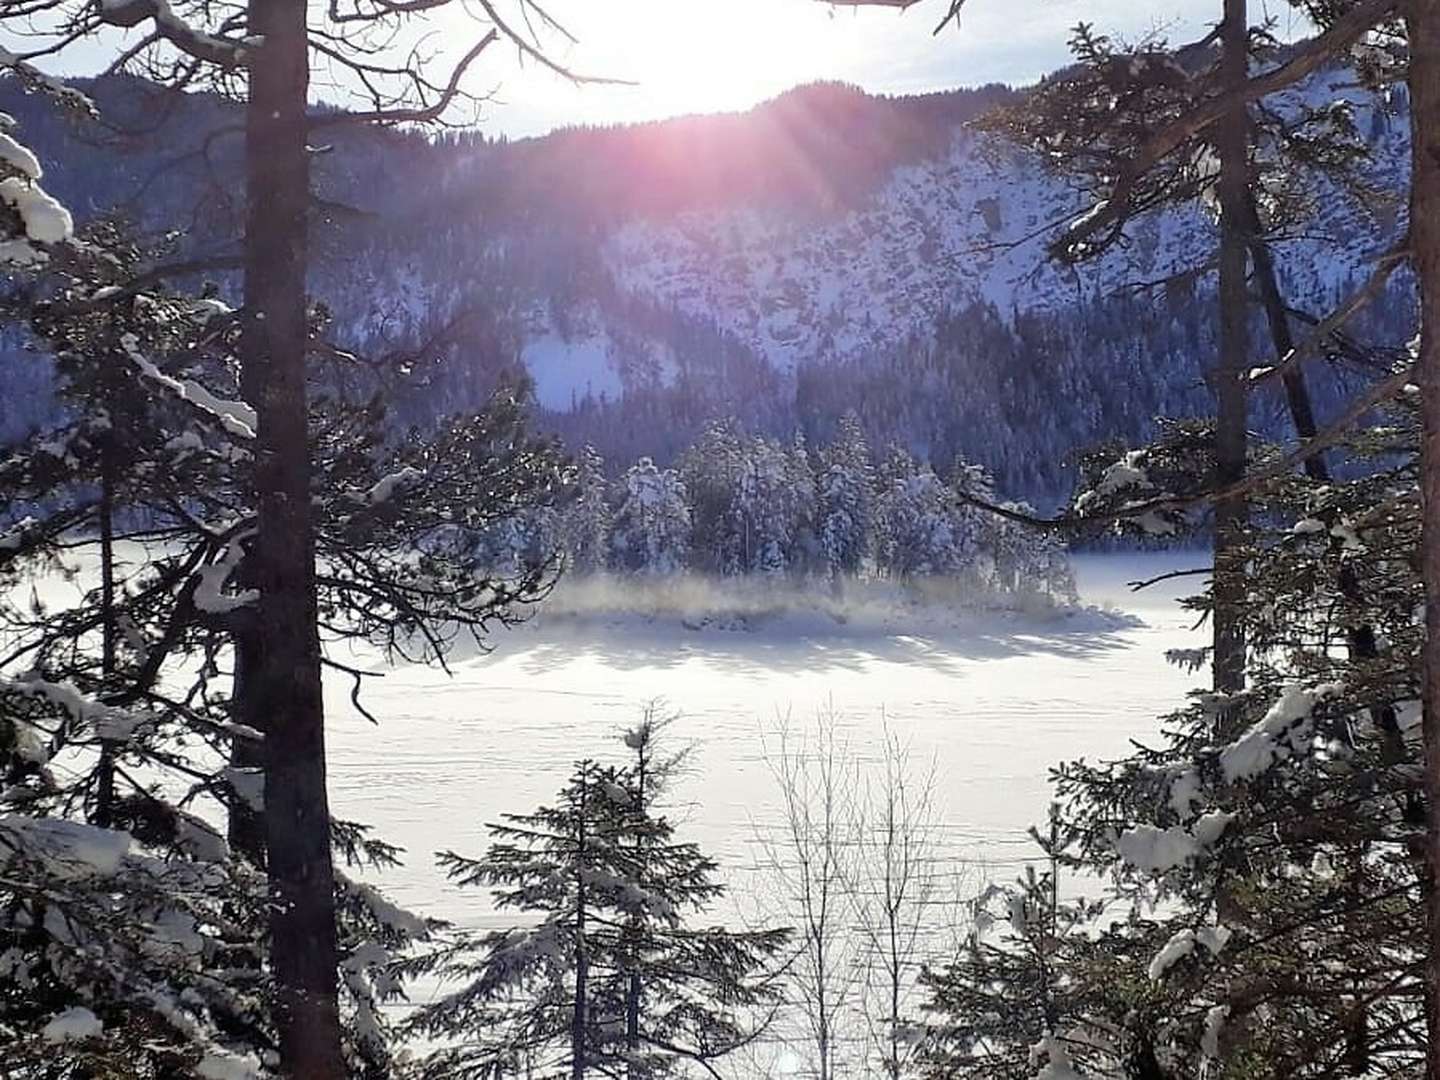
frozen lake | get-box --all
[324,552,1208,941]
[14,546,1212,1068]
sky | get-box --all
[10,0,1312,139]
[443,0,1311,138]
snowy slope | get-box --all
[596,89,1406,376]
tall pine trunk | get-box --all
[243,0,344,1074]
[229,629,267,866]
[573,764,590,1080]
[1409,3,1440,1076]
[94,379,118,828]
[1212,0,1250,697]
[1245,202,1326,480]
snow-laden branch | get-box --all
[119,333,257,439]
[193,535,259,614]
[1218,682,1342,782]
[1114,810,1234,874]
[359,465,425,505]
[0,47,95,115]
[1148,924,1232,981]
[2,673,148,742]
[0,111,73,265]
[1052,0,1401,259]
[97,0,260,68]
[952,360,1417,533]
[0,815,131,879]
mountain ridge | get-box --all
[0,65,1416,502]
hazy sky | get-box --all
[13,0,1312,138]
[445,0,1310,137]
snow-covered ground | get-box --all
[326,551,1208,943]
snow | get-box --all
[342,874,429,938]
[193,539,258,614]
[3,674,149,744]
[195,1049,263,1080]
[1115,811,1234,874]
[1168,765,1202,820]
[1201,1003,1230,1060]
[222,766,264,812]
[323,553,1203,967]
[364,466,424,505]
[3,549,1207,1072]
[120,334,256,439]
[0,515,36,551]
[1219,683,1339,782]
[0,816,131,878]
[1148,923,1231,980]
[1029,1032,1084,1080]
[0,131,41,181]
[41,1006,103,1043]
[0,48,94,115]
[1094,451,1149,497]
[522,332,623,410]
[0,176,72,245]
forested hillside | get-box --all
[0,68,1414,501]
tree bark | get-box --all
[243,0,343,1074]
[94,382,118,828]
[228,628,267,866]
[573,764,590,1080]
[1248,199,1402,751]
[1409,4,1440,1078]
[1245,204,1327,481]
[1212,0,1251,697]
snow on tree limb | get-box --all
[0,815,131,878]
[1147,924,1231,981]
[119,333,257,439]
[193,536,259,614]
[0,111,73,264]
[1114,810,1233,874]
[1218,683,1342,782]
[97,0,261,67]
[1,673,146,741]
[1052,0,1402,259]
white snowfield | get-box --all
[9,547,1205,1070]
[327,552,1204,941]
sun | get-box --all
[617,0,827,116]
[480,0,878,126]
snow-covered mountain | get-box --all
[0,73,1415,500]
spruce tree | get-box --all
[406,718,788,1079]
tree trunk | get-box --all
[1409,5,1440,1078]
[626,752,645,1078]
[243,0,343,1075]
[1212,0,1250,698]
[228,629,267,866]
[573,764,590,1080]
[1248,199,1402,754]
[94,395,118,828]
[1245,202,1326,482]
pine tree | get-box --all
[923,395,1429,1077]
[679,418,747,576]
[921,811,1111,1080]
[876,459,972,580]
[563,444,613,575]
[611,458,692,575]
[406,718,788,1078]
[0,123,563,1074]
[818,412,876,586]
[0,3,595,1069]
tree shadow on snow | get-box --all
[493,605,1145,678]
